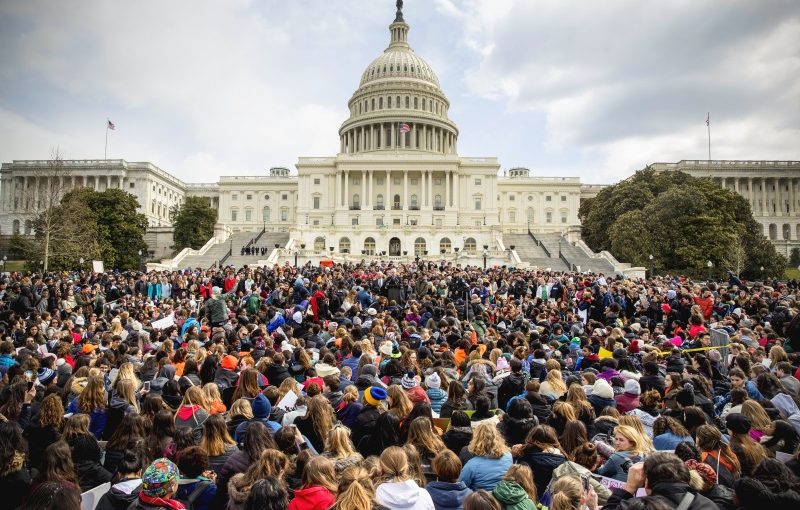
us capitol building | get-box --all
[1,5,798,270]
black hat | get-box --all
[725,413,752,435]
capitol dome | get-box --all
[338,5,458,156]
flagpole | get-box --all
[707,112,711,162]
[105,122,109,160]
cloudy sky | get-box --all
[1,0,797,184]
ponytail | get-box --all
[551,492,578,510]
[336,466,376,510]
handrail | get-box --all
[528,232,551,257]
[220,247,233,266]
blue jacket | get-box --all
[460,453,512,491]
[342,356,361,381]
[653,432,694,451]
[427,388,447,414]
[598,451,638,482]
[67,400,107,439]
[235,418,281,444]
[175,479,216,510]
[427,481,473,510]
[267,313,285,334]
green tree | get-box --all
[789,247,800,267]
[61,187,148,270]
[170,197,218,251]
[580,169,785,278]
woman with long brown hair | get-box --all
[726,413,768,477]
[514,425,567,495]
[565,384,596,431]
[227,450,289,510]
[289,455,338,510]
[695,424,740,488]
[25,393,63,471]
[200,413,238,475]
[36,441,80,490]
[67,375,107,438]
[387,384,414,423]
[294,394,335,453]
[405,416,446,482]
[231,368,263,402]
[559,421,588,459]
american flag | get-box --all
[400,123,411,133]
[107,120,116,130]
[705,113,709,127]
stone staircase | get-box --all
[178,231,254,269]
[505,232,617,274]
[225,232,290,267]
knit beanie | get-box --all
[686,459,717,492]
[364,386,387,406]
[221,355,239,370]
[141,458,180,498]
[426,372,441,390]
[496,357,510,371]
[725,413,752,435]
[361,364,378,377]
[592,379,614,400]
[624,379,641,395]
[251,394,271,419]
[401,370,418,389]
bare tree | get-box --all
[723,229,747,277]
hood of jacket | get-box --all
[109,394,133,411]
[492,480,529,506]
[735,477,800,508]
[627,408,657,428]
[427,481,472,509]
[103,479,141,507]
[291,485,335,510]
[228,473,250,504]
[377,479,426,509]
[176,404,202,421]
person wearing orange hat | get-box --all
[214,354,240,390]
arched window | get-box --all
[12,219,20,235]
[393,194,401,209]
[24,220,32,235]
[388,96,392,108]
[314,237,326,254]
[396,96,400,107]
[262,206,270,221]
[376,194,384,208]
[414,237,426,256]
[379,97,383,109]
[364,237,376,255]
[783,223,791,240]
[440,237,452,254]
[340,237,351,253]
[371,98,375,110]
[768,224,777,240]
[464,238,477,254]
[414,97,418,109]
[405,96,409,108]
[410,194,418,208]
[352,193,360,209]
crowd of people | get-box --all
[1,260,800,510]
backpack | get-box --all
[176,480,211,510]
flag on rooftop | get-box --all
[107,119,116,130]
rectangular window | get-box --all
[313,219,320,226]
[282,194,288,200]
[475,220,481,227]
[281,210,288,221]
[232,194,238,201]
[435,218,442,227]
[475,198,482,210]
[313,196,320,209]
[561,195,567,201]
[394,177,401,185]
[393,218,401,226]
[245,210,252,221]
[561,215,567,223]
[410,219,418,226]
[434,178,441,185]
[546,212,552,223]
[314,178,320,185]
[376,218,383,226]
[129,182,135,189]
[509,211,516,222]
[546,195,552,202]
[377,178,384,185]
[231,210,238,221]
[352,217,359,226]
[475,178,481,186]
[353,179,360,185]
[509,195,515,201]
[246,194,252,200]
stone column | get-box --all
[411,124,417,149]
[453,172,459,209]
[344,171,350,208]
[391,123,396,149]
[428,170,433,207]
[445,171,450,208]
[368,170,374,208]
[761,178,768,215]
[777,177,783,216]
[748,177,754,208]
[361,170,367,208]
[733,177,739,194]
[721,177,727,190]
[421,170,426,207]
[386,170,391,209]
[403,170,408,209]
[791,178,797,214]
[334,171,340,209]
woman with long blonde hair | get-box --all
[618,415,655,451]
[202,382,227,414]
[112,378,140,414]
[278,377,302,400]
[494,464,538,508]
[460,421,512,491]
[540,369,567,399]
[289,455,338,510]
[335,465,382,510]
[597,425,651,481]
[375,447,435,509]
[740,400,771,441]
[175,385,211,440]
[550,476,597,510]
[66,375,107,438]
[324,424,363,474]
[387,384,413,422]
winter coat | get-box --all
[442,427,473,456]
[459,453,513,491]
[175,479,216,510]
[426,388,447,414]
[76,459,113,492]
[175,405,209,442]
[614,393,640,414]
[352,405,381,454]
[515,449,565,496]
[639,374,666,397]
[295,415,326,453]
[653,432,694,451]
[209,451,251,510]
[67,400,108,439]
[226,473,251,510]
[734,477,800,510]
[497,416,537,447]
[96,480,141,510]
[265,364,292,388]
[626,408,658,438]
[337,401,363,428]
[440,399,472,419]
[0,451,32,510]
[497,372,527,412]
[289,485,336,510]
[427,480,472,510]
[491,481,537,510]
[208,445,238,476]
[598,451,639,482]
[376,479,435,510]
[604,481,718,510]
[25,423,61,471]
[588,394,617,416]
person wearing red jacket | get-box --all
[288,456,336,510]
[693,289,714,320]
[401,370,430,405]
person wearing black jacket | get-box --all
[639,362,666,397]
[603,452,717,510]
[95,447,145,510]
[497,359,527,411]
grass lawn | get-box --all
[3,260,26,272]
[786,268,800,280]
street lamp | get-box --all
[483,245,489,270]
[294,249,298,268]
[1,255,6,272]
[707,260,713,281]
[648,254,654,277]
[760,266,764,279]
[79,257,85,272]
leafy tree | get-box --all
[61,187,148,270]
[580,169,786,278]
[170,197,218,251]
[789,247,800,267]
